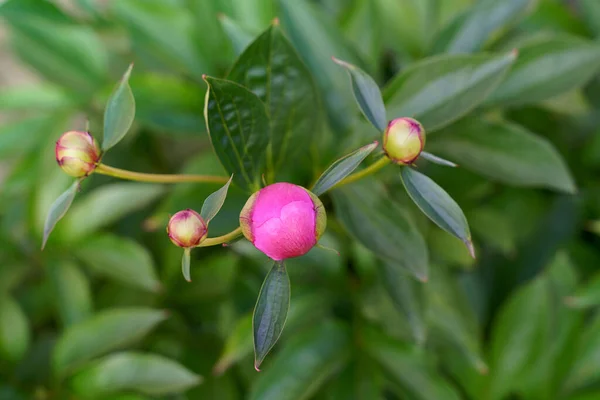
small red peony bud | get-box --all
[55,131,100,177]
[383,118,426,165]
[167,209,208,248]
[239,182,326,261]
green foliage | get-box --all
[2,0,600,398]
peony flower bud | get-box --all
[239,182,326,261]
[55,130,101,177]
[382,118,425,165]
[167,209,208,248]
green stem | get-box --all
[95,163,229,184]
[197,227,243,247]
[332,156,391,189]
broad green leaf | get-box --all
[227,24,320,170]
[429,118,576,193]
[203,76,270,192]
[253,261,290,370]
[332,180,428,281]
[0,295,30,363]
[383,52,516,131]
[279,0,360,132]
[400,167,474,257]
[419,152,457,168]
[563,311,600,393]
[333,57,387,132]
[581,0,600,37]
[42,180,79,250]
[364,327,461,400]
[218,14,257,56]
[70,352,201,397]
[249,321,351,400]
[61,183,165,241]
[311,142,379,196]
[53,308,167,375]
[488,277,550,400]
[201,175,233,224]
[102,64,135,151]
[48,261,92,328]
[0,84,77,111]
[182,248,191,283]
[432,0,533,54]
[75,234,161,292]
[487,35,600,106]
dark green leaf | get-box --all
[182,248,191,283]
[42,180,78,250]
[311,142,379,196]
[0,295,30,363]
[75,234,161,292]
[48,261,92,328]
[203,76,270,192]
[429,118,576,193]
[227,24,320,171]
[218,14,257,56]
[487,35,600,106]
[201,175,233,224]
[102,64,135,151]
[419,152,458,167]
[253,261,290,370]
[70,352,201,396]
[53,308,167,375]
[383,52,516,131]
[332,180,429,281]
[400,167,474,257]
[432,0,533,54]
[249,321,351,400]
[332,57,387,132]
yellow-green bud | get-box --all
[167,209,208,248]
[55,131,100,177]
[383,118,425,165]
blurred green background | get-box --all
[2,0,600,399]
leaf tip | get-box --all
[417,273,429,283]
[217,12,226,21]
[254,361,262,372]
[123,63,134,82]
[476,360,489,375]
[510,48,519,59]
[272,16,280,26]
[202,74,208,81]
[466,240,476,259]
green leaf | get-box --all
[181,248,191,283]
[0,84,77,111]
[102,64,135,151]
[429,118,576,193]
[311,142,379,196]
[0,295,30,363]
[218,14,257,56]
[332,180,429,281]
[75,234,161,292]
[53,308,167,376]
[487,35,600,106]
[563,311,600,393]
[400,167,474,257]
[566,271,600,309]
[364,327,461,400]
[227,24,320,171]
[70,352,201,397]
[61,183,165,241]
[213,313,253,375]
[383,52,516,131]
[432,0,533,54]
[48,261,92,328]
[203,76,270,192]
[253,261,290,370]
[0,115,65,159]
[332,57,387,132]
[249,321,351,400]
[581,0,600,37]
[42,180,79,250]
[419,152,457,168]
[201,175,233,224]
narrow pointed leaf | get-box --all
[203,76,269,192]
[103,64,135,151]
[42,180,79,249]
[53,308,167,375]
[218,14,258,56]
[253,261,290,370]
[332,57,387,132]
[200,175,233,224]
[420,152,458,168]
[332,181,428,281]
[311,141,379,196]
[181,248,191,283]
[70,352,201,397]
[383,52,516,131]
[400,167,474,257]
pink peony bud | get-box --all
[55,130,101,177]
[383,117,426,165]
[239,182,326,261]
[167,209,208,248]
